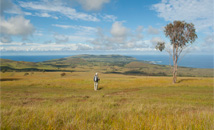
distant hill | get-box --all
[0,54,213,77]
[0,58,57,72]
[70,54,136,63]
[0,58,38,69]
[43,54,136,63]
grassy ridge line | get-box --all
[1,72,213,129]
[1,54,213,77]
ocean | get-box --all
[129,55,213,69]
[1,54,213,69]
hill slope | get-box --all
[0,55,213,77]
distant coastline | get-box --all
[1,54,213,69]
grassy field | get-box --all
[1,71,213,130]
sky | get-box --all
[0,0,213,55]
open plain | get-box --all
[1,70,213,129]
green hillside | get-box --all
[0,59,57,72]
[0,55,213,77]
[70,54,136,63]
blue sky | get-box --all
[0,0,213,55]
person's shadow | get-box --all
[98,87,103,90]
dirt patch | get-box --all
[29,98,45,101]
[104,88,140,96]
[20,95,90,104]
[117,98,127,104]
[22,98,46,105]
[77,99,87,102]
[55,95,90,102]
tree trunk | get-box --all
[173,62,177,83]
[172,44,175,83]
[172,44,178,83]
[173,62,176,83]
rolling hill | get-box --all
[0,54,213,77]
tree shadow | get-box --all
[177,78,199,83]
[0,78,21,82]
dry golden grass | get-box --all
[1,71,213,130]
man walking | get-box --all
[93,73,100,91]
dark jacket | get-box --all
[94,75,100,82]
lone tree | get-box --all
[156,21,197,83]
[155,42,165,52]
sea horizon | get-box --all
[1,54,213,69]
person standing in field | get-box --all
[94,73,100,91]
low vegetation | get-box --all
[1,71,213,129]
[0,55,213,129]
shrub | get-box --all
[61,73,66,77]
[2,69,7,73]
[24,73,29,76]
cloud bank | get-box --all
[90,21,149,50]
[152,0,214,31]
[0,16,34,36]
[0,0,35,43]
[19,0,100,22]
[78,0,110,11]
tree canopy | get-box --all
[164,21,197,48]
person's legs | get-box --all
[94,82,97,91]
[96,82,98,90]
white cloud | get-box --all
[150,37,164,44]
[110,21,129,37]
[52,24,97,37]
[19,0,115,22]
[0,42,93,51]
[34,31,43,36]
[97,21,129,47]
[204,35,214,45]
[152,0,214,31]
[102,14,117,22]
[52,24,73,29]
[0,16,35,37]
[0,35,12,43]
[147,26,159,35]
[36,13,51,17]
[0,41,23,46]
[201,35,214,52]
[0,0,13,15]
[0,0,35,43]
[24,12,32,15]
[53,33,94,44]
[19,1,100,22]
[69,35,94,42]
[150,37,165,48]
[35,12,58,19]
[90,22,147,50]
[78,0,110,11]
[54,34,69,44]
[136,26,144,39]
[0,0,22,15]
[52,24,96,31]
[76,43,93,50]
